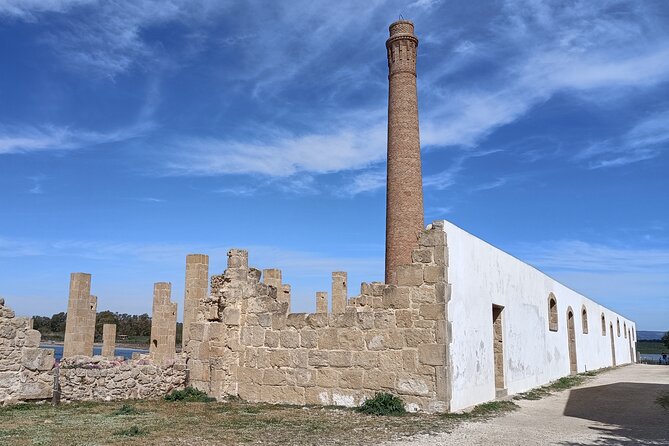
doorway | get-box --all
[492,305,505,395]
[567,308,577,375]
[610,323,616,366]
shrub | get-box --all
[114,425,146,437]
[112,404,142,416]
[164,387,215,402]
[357,392,405,416]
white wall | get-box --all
[441,220,636,411]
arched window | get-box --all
[624,322,627,338]
[548,293,558,332]
[617,318,621,337]
[581,305,588,334]
[601,313,606,336]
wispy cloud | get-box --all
[0,123,151,155]
[341,170,386,196]
[576,110,669,169]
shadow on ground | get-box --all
[559,382,669,445]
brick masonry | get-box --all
[385,20,424,284]
[185,223,450,412]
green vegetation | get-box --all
[31,311,184,346]
[514,371,599,401]
[656,392,669,410]
[443,400,519,420]
[662,332,669,350]
[637,341,667,354]
[164,387,216,402]
[113,425,147,437]
[356,392,406,416]
[112,404,143,416]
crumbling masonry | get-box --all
[185,223,450,412]
[63,273,97,358]
[150,282,178,364]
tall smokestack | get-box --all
[385,20,424,284]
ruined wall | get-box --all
[63,272,97,358]
[102,324,116,358]
[0,299,55,404]
[442,219,637,411]
[150,282,177,364]
[186,225,450,412]
[58,356,187,402]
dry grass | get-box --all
[0,399,480,446]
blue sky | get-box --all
[0,0,667,330]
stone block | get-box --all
[404,329,436,347]
[356,312,374,330]
[305,387,330,405]
[339,370,364,389]
[418,344,446,366]
[352,351,378,369]
[403,350,418,372]
[363,371,396,390]
[305,313,328,328]
[264,331,280,348]
[397,375,431,396]
[308,350,329,367]
[299,329,318,348]
[382,286,411,309]
[374,312,396,329]
[317,328,340,350]
[396,264,424,287]
[419,304,445,321]
[286,313,307,329]
[24,329,41,348]
[280,330,300,348]
[337,330,365,350]
[315,369,340,387]
[423,266,444,284]
[419,230,445,247]
[222,308,241,326]
[328,351,352,367]
[268,350,291,368]
[263,369,287,386]
[412,248,433,263]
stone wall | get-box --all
[0,298,55,405]
[183,254,209,348]
[186,224,449,412]
[58,355,187,402]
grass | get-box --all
[655,392,669,410]
[0,398,506,445]
[442,400,519,420]
[356,392,405,416]
[164,387,216,402]
[514,370,602,401]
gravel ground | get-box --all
[384,364,669,446]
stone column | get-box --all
[316,292,328,313]
[331,271,347,314]
[150,282,177,364]
[385,19,424,284]
[183,254,209,348]
[63,273,97,358]
[101,324,116,358]
[264,269,290,312]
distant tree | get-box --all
[662,331,669,350]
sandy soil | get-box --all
[384,364,669,446]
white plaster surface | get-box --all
[440,220,636,411]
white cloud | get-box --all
[0,123,152,155]
[341,170,386,196]
[0,0,94,19]
[576,110,669,169]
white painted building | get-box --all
[440,220,636,411]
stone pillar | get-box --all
[150,282,177,364]
[63,273,97,358]
[183,254,209,348]
[101,324,116,358]
[316,292,328,313]
[264,269,290,312]
[331,271,347,314]
[385,19,424,284]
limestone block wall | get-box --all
[63,272,97,358]
[0,299,55,404]
[442,219,637,411]
[150,282,177,364]
[186,225,450,412]
[58,356,187,402]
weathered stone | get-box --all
[418,344,446,366]
[396,265,424,287]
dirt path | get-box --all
[385,364,669,446]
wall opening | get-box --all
[153,339,158,348]
[623,322,627,338]
[581,305,588,334]
[628,330,634,363]
[548,293,558,332]
[609,323,616,366]
[492,305,505,394]
[601,313,606,336]
[567,307,577,375]
[617,318,621,337]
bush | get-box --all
[114,425,147,437]
[357,392,405,416]
[112,404,142,416]
[164,387,215,402]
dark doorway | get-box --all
[610,323,616,366]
